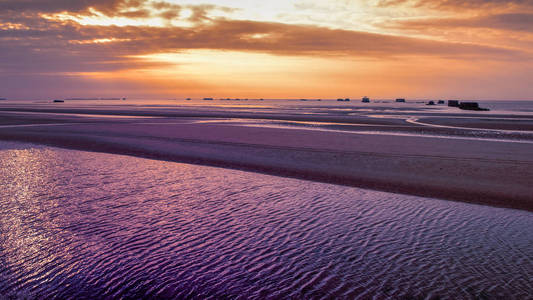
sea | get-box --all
[0,141,532,299]
[2,98,533,115]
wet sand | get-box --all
[0,104,532,211]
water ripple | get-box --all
[0,141,532,299]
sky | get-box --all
[0,0,532,100]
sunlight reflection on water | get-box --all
[0,141,532,299]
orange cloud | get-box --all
[1,0,532,99]
[387,13,533,32]
[377,0,533,10]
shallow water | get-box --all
[0,142,532,299]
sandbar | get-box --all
[0,104,532,211]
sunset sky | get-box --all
[0,0,532,99]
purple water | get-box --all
[0,141,532,299]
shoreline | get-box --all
[1,105,532,212]
[2,135,531,212]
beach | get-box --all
[2,99,533,298]
[1,100,532,211]
[3,1,533,297]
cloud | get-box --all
[0,1,531,99]
[0,0,528,79]
[0,0,136,14]
[1,17,522,75]
[1,6,526,78]
[0,0,237,24]
[376,0,533,10]
[385,12,533,33]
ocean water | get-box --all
[0,142,532,299]
[2,98,533,115]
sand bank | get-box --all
[0,106,532,211]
